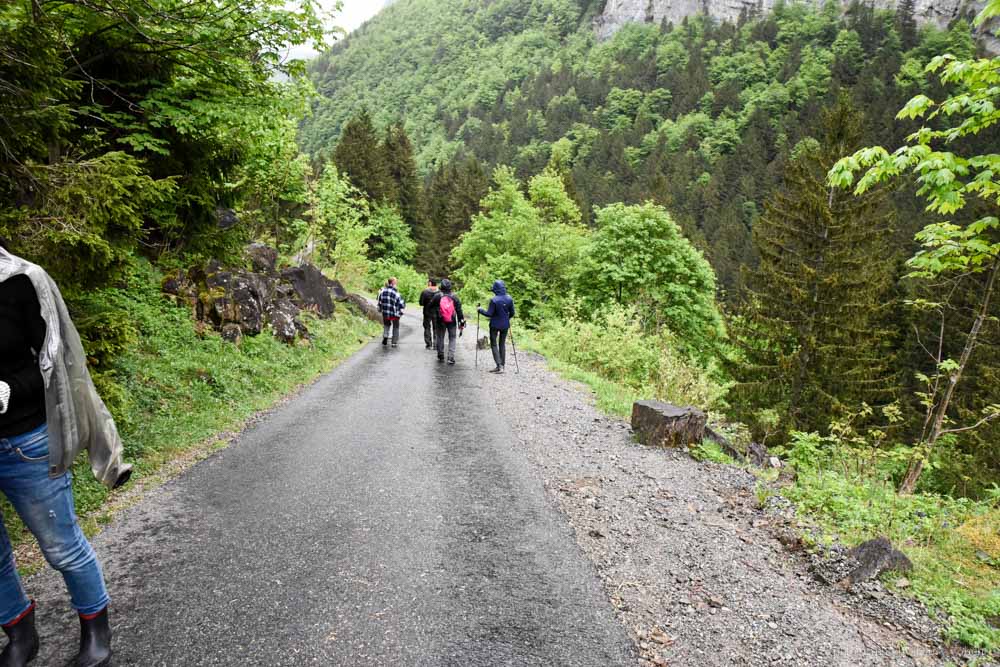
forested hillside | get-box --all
[307,0,999,647]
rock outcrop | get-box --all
[162,245,358,345]
[596,0,991,41]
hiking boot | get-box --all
[489,366,502,374]
[68,607,111,667]
[382,337,388,346]
[437,354,444,362]
[0,601,39,666]
[425,344,432,349]
[448,357,455,365]
[391,343,398,348]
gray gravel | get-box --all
[473,335,953,667]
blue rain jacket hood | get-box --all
[478,280,515,330]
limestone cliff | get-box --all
[595,0,989,40]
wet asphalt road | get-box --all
[28,309,636,666]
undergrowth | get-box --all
[2,261,378,549]
[779,432,1000,652]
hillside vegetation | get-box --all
[305,0,1000,650]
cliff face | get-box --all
[595,0,988,39]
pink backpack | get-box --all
[439,295,456,323]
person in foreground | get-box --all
[0,241,132,667]
[477,280,515,374]
[418,278,438,350]
[429,279,466,364]
[377,277,406,348]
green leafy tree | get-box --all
[368,204,416,263]
[576,202,724,362]
[308,165,372,290]
[829,0,1000,493]
[0,0,325,285]
[452,166,588,319]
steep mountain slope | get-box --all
[302,0,604,168]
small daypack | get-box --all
[439,295,456,323]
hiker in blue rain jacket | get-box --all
[477,280,515,374]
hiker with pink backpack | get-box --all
[428,279,466,364]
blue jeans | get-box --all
[0,423,109,624]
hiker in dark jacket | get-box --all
[377,278,405,347]
[477,280,515,374]
[418,278,438,350]
[428,279,465,364]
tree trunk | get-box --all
[899,257,1000,494]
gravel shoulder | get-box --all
[471,337,951,667]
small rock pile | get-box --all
[161,243,370,344]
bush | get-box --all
[533,302,726,411]
[366,260,426,303]
[779,431,1000,650]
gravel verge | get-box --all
[469,339,969,667]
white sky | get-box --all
[286,0,385,60]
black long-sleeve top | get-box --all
[0,275,47,438]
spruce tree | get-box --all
[383,121,422,231]
[731,95,899,439]
[332,110,393,203]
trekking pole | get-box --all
[475,310,480,368]
[509,325,520,374]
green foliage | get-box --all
[691,441,737,465]
[452,166,588,320]
[779,432,999,650]
[828,0,1000,494]
[0,0,325,290]
[308,165,373,290]
[576,202,724,362]
[533,302,727,411]
[733,97,899,441]
[367,260,426,303]
[368,204,417,263]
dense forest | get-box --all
[303,0,999,497]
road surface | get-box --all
[28,307,636,666]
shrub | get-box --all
[367,260,426,303]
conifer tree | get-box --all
[383,121,422,231]
[332,110,394,203]
[732,96,899,438]
[416,157,488,276]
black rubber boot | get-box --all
[0,602,39,666]
[69,608,111,667]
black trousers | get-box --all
[490,327,508,368]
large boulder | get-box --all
[246,243,278,274]
[280,264,339,317]
[162,256,350,345]
[631,400,707,448]
[841,537,913,586]
[342,293,382,324]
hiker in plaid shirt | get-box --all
[377,277,406,347]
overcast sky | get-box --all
[285,0,385,60]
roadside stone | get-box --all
[842,537,913,586]
[220,323,242,344]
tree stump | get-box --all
[631,400,707,448]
